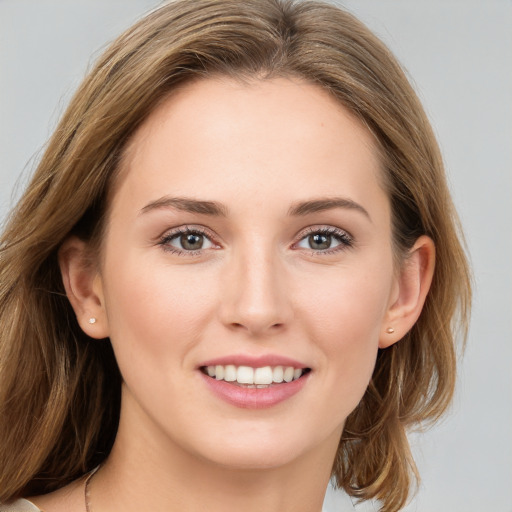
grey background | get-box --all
[1,1,511,511]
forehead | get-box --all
[114,77,385,218]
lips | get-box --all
[198,355,311,408]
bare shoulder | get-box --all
[26,478,85,512]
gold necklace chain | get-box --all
[84,466,100,512]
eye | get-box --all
[295,227,353,253]
[159,227,216,254]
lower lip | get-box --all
[200,372,310,409]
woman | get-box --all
[0,1,471,511]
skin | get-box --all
[42,77,434,512]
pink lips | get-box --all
[198,354,311,409]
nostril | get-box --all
[229,321,285,333]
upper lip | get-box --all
[199,354,309,369]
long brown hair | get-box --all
[0,1,471,510]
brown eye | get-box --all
[308,233,331,250]
[180,233,204,250]
[296,228,353,253]
[161,229,215,253]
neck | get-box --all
[90,396,339,512]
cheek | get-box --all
[299,264,391,345]
[295,262,393,406]
[101,251,217,366]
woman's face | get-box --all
[93,77,400,469]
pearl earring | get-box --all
[386,327,394,334]
[88,318,97,324]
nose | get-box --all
[218,243,293,336]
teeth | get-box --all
[254,366,273,385]
[237,366,254,384]
[283,366,294,382]
[224,364,236,382]
[273,366,284,383]
[204,364,306,385]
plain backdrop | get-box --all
[1,1,511,511]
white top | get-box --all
[0,499,42,512]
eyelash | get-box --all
[294,226,354,255]
[158,225,216,256]
[158,225,354,256]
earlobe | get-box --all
[379,235,435,349]
[58,237,109,339]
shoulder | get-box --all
[14,475,88,512]
[0,499,43,511]
[1,468,95,512]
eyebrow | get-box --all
[287,197,371,221]
[140,195,370,221]
[140,196,228,217]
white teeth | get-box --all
[224,364,237,382]
[273,366,284,383]
[204,364,306,385]
[237,366,254,384]
[283,366,294,382]
[254,366,273,385]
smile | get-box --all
[201,365,310,387]
[199,358,312,409]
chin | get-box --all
[205,446,305,471]
[189,426,331,472]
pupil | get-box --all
[181,233,203,250]
[309,233,330,250]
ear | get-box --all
[58,236,109,339]
[379,235,435,349]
